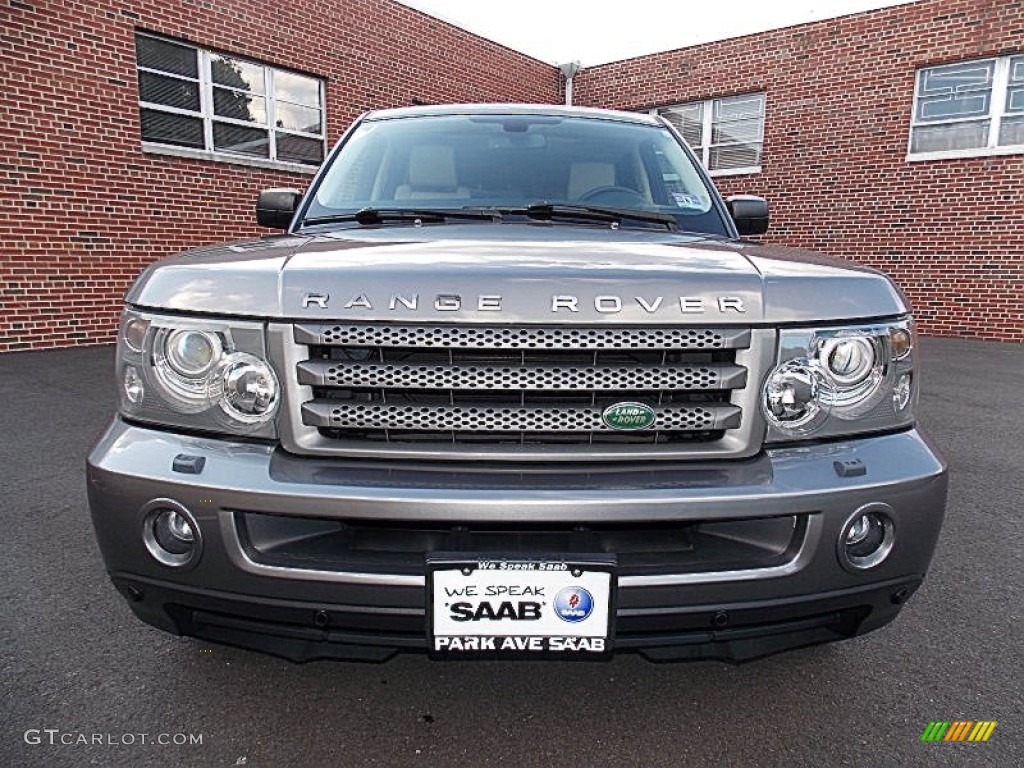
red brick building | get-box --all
[1,0,1021,351]
[0,0,557,351]
[574,0,1023,343]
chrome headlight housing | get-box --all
[762,318,916,442]
[116,309,279,437]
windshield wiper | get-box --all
[498,203,678,231]
[302,207,502,228]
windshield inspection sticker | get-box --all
[671,192,704,209]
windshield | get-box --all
[303,113,731,236]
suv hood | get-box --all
[127,226,908,324]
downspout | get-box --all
[558,61,582,106]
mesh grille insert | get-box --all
[297,361,746,391]
[295,323,750,350]
[302,402,741,433]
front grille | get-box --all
[292,323,752,451]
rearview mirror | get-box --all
[256,188,302,229]
[726,195,769,236]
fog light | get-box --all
[839,504,894,570]
[154,509,194,554]
[141,500,201,567]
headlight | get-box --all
[763,318,915,442]
[151,327,225,411]
[164,329,222,377]
[213,353,280,423]
[820,334,876,386]
[763,360,830,432]
[116,310,279,437]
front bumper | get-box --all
[87,420,947,662]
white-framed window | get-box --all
[135,32,326,169]
[908,54,1024,160]
[651,93,765,176]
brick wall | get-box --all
[574,0,1023,342]
[3,0,1022,351]
[0,0,558,351]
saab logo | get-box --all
[554,587,594,623]
[602,402,656,431]
[921,721,997,742]
[448,601,542,622]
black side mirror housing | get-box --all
[725,195,769,236]
[256,188,302,229]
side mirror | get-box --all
[256,188,302,229]
[726,195,769,236]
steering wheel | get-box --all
[578,186,647,205]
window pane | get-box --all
[659,103,703,147]
[210,54,266,94]
[1006,85,1024,114]
[709,142,761,170]
[711,118,761,145]
[910,120,989,153]
[136,35,198,78]
[714,93,764,121]
[918,60,994,95]
[138,71,200,111]
[1011,56,1024,83]
[213,88,267,123]
[998,115,1024,147]
[917,92,990,121]
[213,122,269,157]
[274,102,321,134]
[274,70,320,108]
[140,108,204,148]
[277,133,324,165]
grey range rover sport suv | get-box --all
[87,104,948,662]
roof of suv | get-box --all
[363,103,661,126]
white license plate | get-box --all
[428,557,615,658]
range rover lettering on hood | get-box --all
[125,236,909,323]
[301,292,747,315]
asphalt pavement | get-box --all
[2,337,1022,768]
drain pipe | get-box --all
[558,61,582,106]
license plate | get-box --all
[427,555,616,658]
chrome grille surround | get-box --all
[271,323,774,461]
